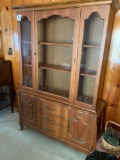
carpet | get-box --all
[0,109,87,160]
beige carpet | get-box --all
[0,109,87,160]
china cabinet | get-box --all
[16,0,119,154]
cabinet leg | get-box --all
[20,122,23,131]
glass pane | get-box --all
[77,12,104,104]
[20,17,32,87]
[83,12,104,45]
[37,15,75,98]
[80,47,100,75]
[38,15,74,43]
[77,76,95,104]
[38,69,70,98]
[38,45,72,69]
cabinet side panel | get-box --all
[97,7,115,105]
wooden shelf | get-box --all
[39,63,71,72]
[38,42,73,47]
[22,40,31,44]
[0,92,9,98]
[83,45,100,48]
[80,71,96,77]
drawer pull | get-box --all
[45,106,57,111]
[45,117,56,123]
[46,127,56,133]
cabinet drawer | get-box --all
[37,111,68,129]
[37,119,67,139]
[37,98,68,118]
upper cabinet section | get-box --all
[35,8,80,101]
[74,5,112,110]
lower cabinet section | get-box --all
[18,91,103,154]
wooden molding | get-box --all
[11,0,120,12]
[0,0,4,10]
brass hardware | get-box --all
[45,106,56,111]
[45,117,56,123]
[46,127,56,133]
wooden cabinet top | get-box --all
[11,0,120,11]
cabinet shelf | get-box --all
[80,71,96,77]
[39,63,71,72]
[38,42,73,47]
[22,40,31,44]
[83,45,100,48]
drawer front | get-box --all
[37,119,67,139]
[37,98,68,118]
[37,111,68,129]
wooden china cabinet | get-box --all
[15,0,119,154]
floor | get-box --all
[0,109,87,160]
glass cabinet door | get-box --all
[19,12,34,90]
[35,9,79,100]
[75,6,109,107]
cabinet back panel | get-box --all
[83,12,104,45]
[37,15,74,43]
[38,69,70,97]
[38,45,72,66]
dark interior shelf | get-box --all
[39,63,71,72]
[0,92,9,98]
[38,42,73,47]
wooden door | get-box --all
[74,5,111,111]
[66,107,96,152]
[17,11,35,92]
[20,92,37,126]
[35,8,80,103]
[11,0,24,6]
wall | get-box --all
[103,10,120,124]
